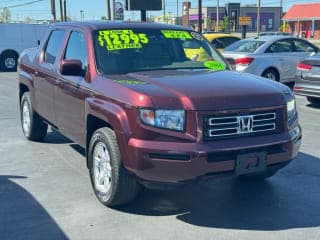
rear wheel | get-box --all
[20,92,48,141]
[262,68,279,82]
[0,52,18,71]
[89,127,140,207]
[307,96,320,104]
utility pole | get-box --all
[176,0,179,20]
[280,0,283,30]
[198,0,202,33]
[106,0,111,20]
[257,0,261,34]
[112,0,115,20]
[63,0,67,21]
[163,0,166,23]
[51,0,56,22]
[216,0,219,31]
[59,0,63,21]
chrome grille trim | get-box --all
[206,112,276,138]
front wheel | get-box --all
[88,127,140,207]
[20,92,48,141]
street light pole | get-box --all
[216,0,219,31]
[257,0,261,34]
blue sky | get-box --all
[0,0,318,21]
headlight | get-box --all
[287,97,296,122]
[139,109,185,132]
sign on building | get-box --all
[239,16,251,26]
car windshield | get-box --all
[93,28,227,74]
[224,39,266,53]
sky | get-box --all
[0,0,319,21]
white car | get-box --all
[223,36,319,88]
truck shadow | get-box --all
[118,152,320,231]
[306,103,320,109]
[0,175,68,239]
[42,129,73,144]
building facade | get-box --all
[282,3,320,39]
[187,3,282,32]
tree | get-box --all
[0,7,11,23]
[24,16,33,23]
[221,16,229,32]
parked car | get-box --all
[258,32,292,37]
[203,33,241,51]
[294,53,320,104]
[18,21,301,207]
[223,36,319,87]
[0,23,48,71]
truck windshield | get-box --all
[93,28,227,74]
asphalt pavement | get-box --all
[0,72,320,240]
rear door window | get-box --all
[44,30,66,64]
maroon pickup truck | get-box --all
[18,22,301,206]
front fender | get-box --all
[85,98,132,167]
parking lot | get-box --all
[0,72,319,240]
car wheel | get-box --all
[89,127,140,207]
[20,92,48,141]
[262,69,279,81]
[307,97,320,104]
[1,52,18,71]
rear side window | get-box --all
[293,39,316,53]
[44,30,66,64]
[211,39,224,49]
[64,31,88,70]
[222,37,240,47]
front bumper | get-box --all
[125,125,301,183]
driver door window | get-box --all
[64,31,88,71]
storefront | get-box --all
[282,3,320,39]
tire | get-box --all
[262,68,279,81]
[0,52,18,71]
[20,92,48,141]
[307,96,320,104]
[88,127,140,207]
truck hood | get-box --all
[108,69,288,111]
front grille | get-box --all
[204,112,276,140]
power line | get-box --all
[0,0,45,10]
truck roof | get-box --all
[52,21,192,31]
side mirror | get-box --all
[60,59,85,76]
